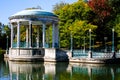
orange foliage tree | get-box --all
[88,0,112,21]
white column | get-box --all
[55,24,59,47]
[37,26,40,48]
[52,23,55,48]
[17,21,20,48]
[26,26,29,48]
[10,70,13,80]
[42,23,46,48]
[26,74,28,80]
[16,67,19,80]
[10,23,13,48]
[29,21,32,48]
[88,66,92,80]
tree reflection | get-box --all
[1,59,120,80]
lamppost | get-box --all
[89,29,91,52]
[112,28,114,53]
[83,36,86,53]
[92,38,94,51]
[104,37,107,52]
[88,29,92,58]
[6,36,8,54]
[70,32,73,52]
[112,28,116,58]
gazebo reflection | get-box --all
[7,60,119,80]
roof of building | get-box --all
[9,9,57,19]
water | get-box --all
[0,58,120,80]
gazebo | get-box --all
[9,9,59,48]
[7,8,70,61]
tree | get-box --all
[87,0,114,44]
[0,22,2,36]
[88,0,112,21]
[0,24,10,49]
[69,20,97,48]
[87,0,120,50]
[53,0,97,48]
[53,1,67,15]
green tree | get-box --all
[0,24,10,49]
[53,1,67,15]
[3,25,10,36]
[69,20,97,48]
[53,0,97,48]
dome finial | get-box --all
[25,6,42,10]
[37,5,42,9]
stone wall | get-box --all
[8,48,45,61]
[8,48,72,62]
[44,48,71,61]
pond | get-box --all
[0,58,120,80]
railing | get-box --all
[72,50,120,58]
[13,42,28,48]
[72,50,88,58]
[12,42,49,48]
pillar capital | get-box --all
[42,21,47,25]
[52,22,58,26]
[29,21,32,24]
[17,21,22,26]
[17,21,20,24]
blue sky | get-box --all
[0,0,77,25]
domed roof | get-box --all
[9,9,58,19]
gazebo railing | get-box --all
[13,42,27,48]
[12,42,48,48]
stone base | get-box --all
[88,51,92,58]
[44,48,70,61]
[70,57,120,64]
[8,48,45,61]
[7,48,70,62]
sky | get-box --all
[0,0,78,25]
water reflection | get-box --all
[70,63,120,80]
[9,61,44,80]
[1,59,120,80]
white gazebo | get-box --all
[9,9,59,49]
[7,8,70,61]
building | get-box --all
[7,8,70,61]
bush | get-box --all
[0,48,5,54]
